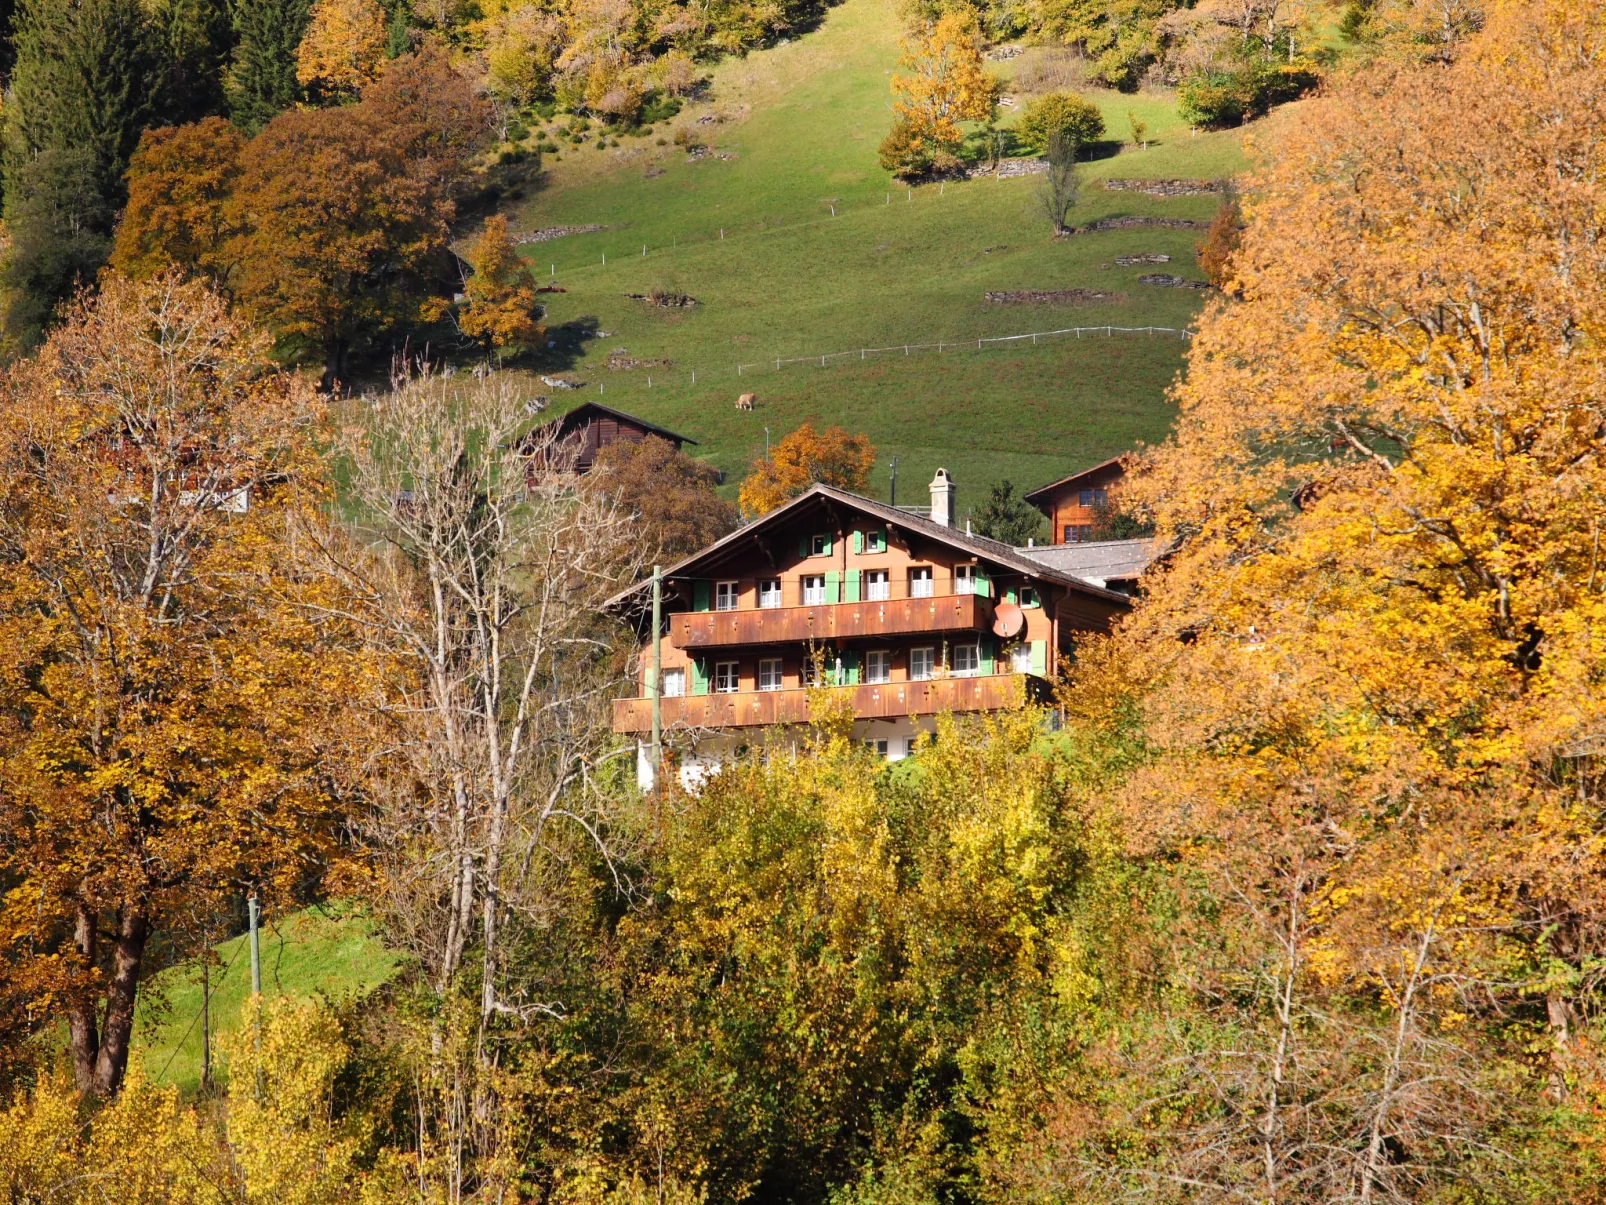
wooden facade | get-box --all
[535,401,696,473]
[608,483,1131,756]
[1024,456,1127,545]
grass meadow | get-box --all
[506,0,1274,503]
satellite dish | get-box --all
[992,602,1024,638]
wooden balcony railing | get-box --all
[612,672,1049,734]
[671,593,995,650]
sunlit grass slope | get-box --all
[132,905,405,1095]
[512,0,1264,502]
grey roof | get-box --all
[605,483,1134,610]
[1015,538,1158,587]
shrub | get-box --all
[877,117,935,179]
[1179,64,1319,128]
[1017,92,1105,155]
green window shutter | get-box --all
[1004,586,1018,605]
[844,569,860,603]
[1030,639,1048,676]
[822,535,833,556]
[875,528,887,552]
[1022,586,1040,608]
[979,637,994,675]
[843,650,860,685]
[851,530,863,554]
[825,571,840,604]
[690,657,709,695]
[693,581,711,612]
[800,534,810,558]
[973,570,991,597]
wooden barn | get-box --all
[534,401,697,473]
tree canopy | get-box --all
[738,422,876,518]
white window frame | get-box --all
[802,575,826,606]
[865,738,889,758]
[865,570,889,601]
[810,533,830,556]
[715,581,739,611]
[662,668,685,698]
[758,579,783,609]
[864,650,891,684]
[714,661,739,694]
[909,646,935,681]
[909,567,934,599]
[758,658,783,691]
[1011,643,1033,674]
[955,564,974,593]
[953,642,981,676]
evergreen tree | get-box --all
[151,0,234,124]
[226,0,310,133]
[974,480,1046,546]
[1,0,160,349]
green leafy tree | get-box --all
[973,479,1046,545]
[1017,91,1104,155]
[226,0,310,133]
[1,0,161,349]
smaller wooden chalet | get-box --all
[535,401,697,472]
[1025,455,1127,545]
[607,470,1134,789]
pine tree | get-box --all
[226,0,310,133]
[1,0,160,349]
[151,0,234,124]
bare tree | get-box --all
[309,366,646,1021]
[1038,132,1081,235]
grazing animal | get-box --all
[736,392,756,411]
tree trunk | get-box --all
[67,901,99,1095]
[91,906,150,1097]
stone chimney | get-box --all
[929,468,956,527]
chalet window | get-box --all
[1065,525,1094,543]
[810,533,831,557]
[865,650,890,684]
[715,581,739,611]
[954,564,974,593]
[714,662,739,694]
[758,659,783,691]
[865,571,889,601]
[758,579,783,609]
[864,738,889,758]
[909,567,934,599]
[802,656,820,686]
[1011,643,1033,674]
[662,669,685,698]
[953,642,980,676]
[802,575,826,606]
[1078,488,1108,508]
[1019,586,1038,608]
[909,646,935,681]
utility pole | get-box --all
[889,457,899,507]
[650,565,662,789]
[248,893,262,1097]
[764,426,770,455]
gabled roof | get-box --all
[542,400,698,446]
[1023,454,1127,504]
[1017,538,1157,586]
[605,483,1133,611]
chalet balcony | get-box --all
[612,672,1050,734]
[672,592,996,650]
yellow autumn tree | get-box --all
[738,423,875,518]
[1022,1,1606,1195]
[296,0,386,104]
[880,10,995,177]
[457,214,543,358]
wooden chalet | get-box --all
[609,469,1133,789]
[1024,455,1127,544]
[535,401,697,473]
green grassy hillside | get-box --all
[132,906,404,1095]
[508,0,1265,504]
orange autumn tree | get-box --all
[739,423,875,518]
[457,214,543,358]
[879,10,995,177]
[1014,1,1606,1196]
[0,274,350,1098]
[110,117,245,288]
